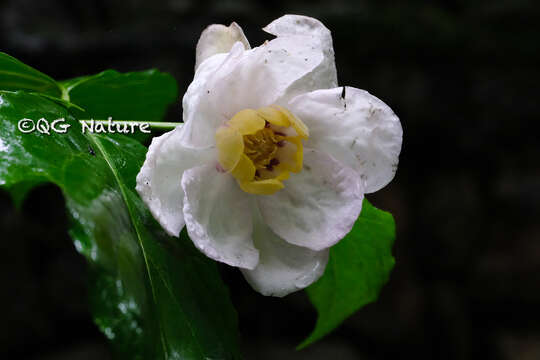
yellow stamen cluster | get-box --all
[215,105,308,195]
[244,127,284,174]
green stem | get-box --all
[79,119,181,131]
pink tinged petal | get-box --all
[288,86,403,193]
[181,164,259,269]
[181,16,337,148]
[241,217,329,297]
[195,22,250,70]
[135,126,215,237]
[257,148,364,251]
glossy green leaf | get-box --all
[6,180,46,209]
[61,69,179,143]
[0,91,242,359]
[0,52,61,96]
[0,53,179,202]
[30,92,86,112]
[61,69,178,123]
[1,52,179,143]
[300,199,396,349]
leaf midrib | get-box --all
[84,133,168,356]
[84,126,206,359]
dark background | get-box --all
[1,0,539,359]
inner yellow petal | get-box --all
[228,109,266,135]
[230,154,256,182]
[215,126,243,171]
[275,137,303,173]
[276,105,309,139]
[257,106,290,127]
[239,178,285,195]
[276,170,290,181]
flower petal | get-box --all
[241,217,329,297]
[263,14,337,101]
[195,22,250,70]
[239,178,284,195]
[230,154,256,183]
[227,109,266,135]
[257,106,289,127]
[276,105,309,139]
[135,126,215,237]
[257,148,364,251]
[275,136,303,173]
[181,164,259,269]
[288,87,403,193]
[215,125,243,171]
[181,15,337,147]
[180,42,245,147]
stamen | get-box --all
[269,158,280,166]
[243,127,284,172]
[265,158,280,172]
[215,105,308,195]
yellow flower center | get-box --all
[215,105,308,195]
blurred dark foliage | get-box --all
[1,0,539,359]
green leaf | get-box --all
[61,69,178,123]
[5,180,46,209]
[30,92,86,112]
[0,52,61,96]
[0,91,242,359]
[299,199,396,349]
[60,69,179,143]
[0,52,179,143]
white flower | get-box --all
[136,15,402,297]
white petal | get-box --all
[181,16,337,147]
[258,148,364,251]
[195,22,250,71]
[241,217,329,297]
[180,42,245,147]
[135,126,214,237]
[288,87,403,193]
[181,164,259,269]
[263,14,337,100]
